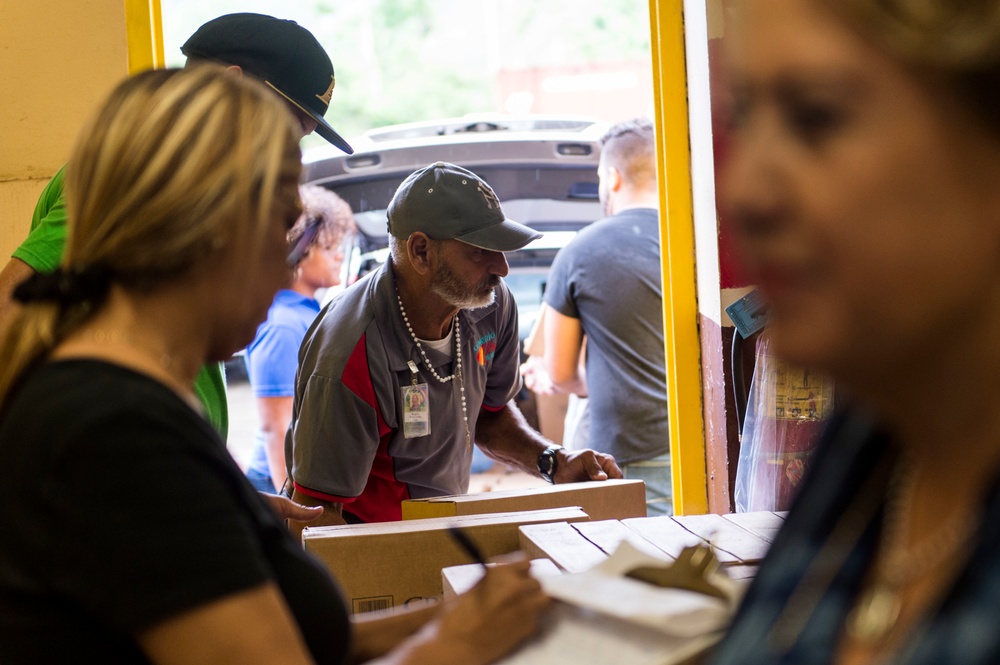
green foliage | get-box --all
[163,0,651,144]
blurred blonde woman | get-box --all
[711,1,1000,664]
[0,66,546,665]
[245,185,355,494]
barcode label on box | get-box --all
[353,596,394,614]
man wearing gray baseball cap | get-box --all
[285,162,623,529]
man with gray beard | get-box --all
[284,162,621,527]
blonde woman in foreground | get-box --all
[711,1,1000,664]
[0,66,546,665]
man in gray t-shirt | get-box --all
[285,162,622,528]
[537,119,671,516]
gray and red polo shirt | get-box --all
[285,261,521,523]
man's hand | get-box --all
[553,448,622,483]
[286,489,348,543]
[260,492,324,522]
[477,402,622,484]
[519,356,555,395]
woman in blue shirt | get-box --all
[245,185,355,494]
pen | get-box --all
[448,526,487,568]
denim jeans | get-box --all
[245,467,277,495]
[621,453,672,516]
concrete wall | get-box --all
[0,1,130,260]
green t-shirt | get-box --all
[13,166,69,273]
[12,168,229,439]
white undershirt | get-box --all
[417,327,454,357]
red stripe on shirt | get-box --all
[292,482,356,504]
[339,333,409,522]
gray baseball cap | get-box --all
[387,162,542,252]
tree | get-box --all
[162,0,651,145]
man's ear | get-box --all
[406,232,434,275]
[607,166,623,193]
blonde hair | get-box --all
[819,0,1000,134]
[0,65,302,404]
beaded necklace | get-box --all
[766,444,977,660]
[844,454,975,645]
[396,292,471,449]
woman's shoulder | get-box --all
[4,359,213,445]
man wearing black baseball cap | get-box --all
[0,13,351,521]
[284,162,623,530]
[181,13,352,154]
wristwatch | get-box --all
[537,446,561,484]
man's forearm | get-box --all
[475,402,552,476]
[477,402,624,484]
[549,370,588,397]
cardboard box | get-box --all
[441,558,562,598]
[519,518,673,573]
[621,515,710,560]
[721,510,785,543]
[518,521,610,573]
[402,479,647,522]
[670,514,771,564]
[622,514,772,565]
[520,513,777,574]
[303,507,589,614]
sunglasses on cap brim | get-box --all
[286,215,322,268]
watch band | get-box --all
[537,445,561,484]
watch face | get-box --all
[538,449,557,481]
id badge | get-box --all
[402,383,430,438]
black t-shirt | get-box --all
[0,360,350,664]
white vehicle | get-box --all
[302,113,607,342]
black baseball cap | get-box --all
[388,162,542,252]
[181,13,353,154]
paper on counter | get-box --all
[495,601,720,665]
[540,539,738,638]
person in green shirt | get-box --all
[11,166,232,434]
[0,13,354,440]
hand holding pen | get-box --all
[434,529,551,664]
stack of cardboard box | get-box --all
[302,479,648,614]
[519,511,784,580]
[401,478,647,521]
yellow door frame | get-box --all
[124,0,164,74]
[648,0,709,515]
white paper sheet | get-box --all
[540,539,736,637]
[495,602,720,665]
